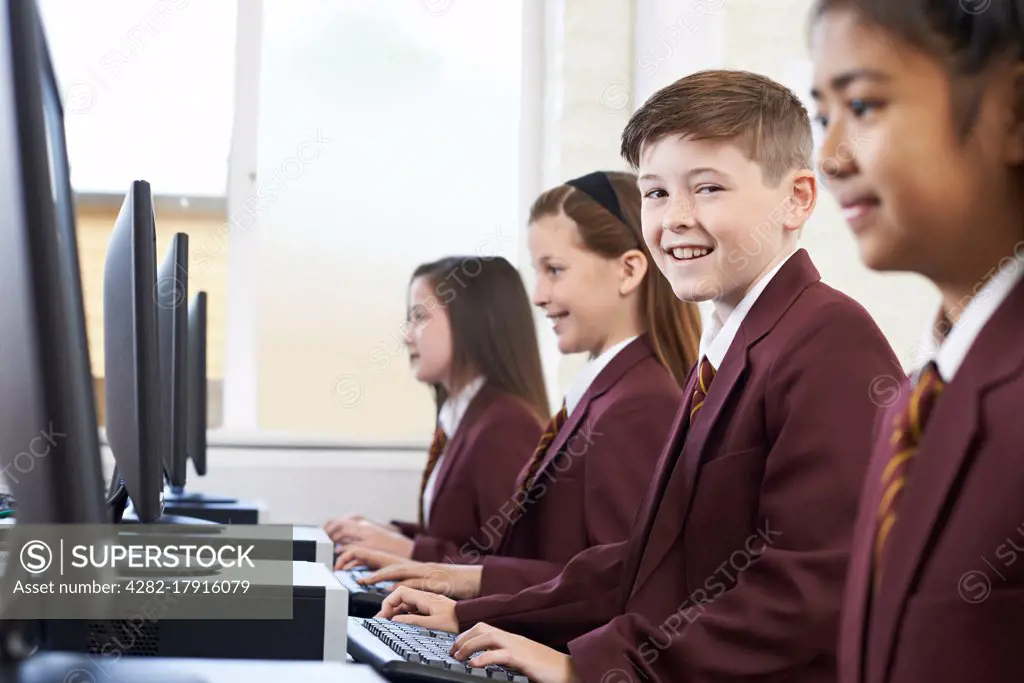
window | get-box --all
[39,0,237,425]
[254,0,524,440]
[38,0,237,196]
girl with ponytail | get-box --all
[339,171,701,600]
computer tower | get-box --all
[41,561,348,661]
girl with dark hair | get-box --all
[810,3,1024,681]
[324,255,548,562]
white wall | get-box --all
[632,0,939,366]
[102,437,424,526]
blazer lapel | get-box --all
[842,394,909,683]
[866,376,980,683]
[630,249,820,594]
[869,277,1024,683]
[528,337,655,487]
[631,343,749,592]
[428,386,495,506]
[622,368,698,594]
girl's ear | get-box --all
[619,249,648,297]
[1003,62,1024,164]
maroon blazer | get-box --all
[391,384,544,562]
[474,336,682,596]
[839,276,1024,683]
[455,250,898,683]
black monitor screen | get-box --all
[0,0,107,525]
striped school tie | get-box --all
[874,361,945,588]
[690,357,716,426]
[515,402,569,495]
[417,425,448,527]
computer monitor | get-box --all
[0,4,203,678]
[187,291,208,478]
[104,180,165,524]
[165,292,236,505]
[104,189,214,527]
[158,233,189,491]
[0,0,108,525]
[166,292,236,504]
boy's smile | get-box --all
[664,244,714,263]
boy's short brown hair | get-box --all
[621,69,813,185]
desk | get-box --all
[111,657,387,682]
[12,653,387,683]
[162,500,266,525]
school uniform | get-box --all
[838,259,1024,683]
[470,335,682,596]
[391,378,544,563]
[454,249,898,682]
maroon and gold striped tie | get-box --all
[418,425,448,527]
[874,362,945,588]
[515,402,569,495]
[690,357,716,426]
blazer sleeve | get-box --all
[456,540,628,648]
[568,303,896,682]
[389,520,422,539]
[410,403,541,563]
[478,393,677,596]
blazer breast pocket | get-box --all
[684,446,766,588]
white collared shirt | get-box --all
[422,375,486,525]
[916,256,1024,383]
[698,249,797,371]
[564,335,639,417]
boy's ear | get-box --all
[783,170,817,232]
[619,249,648,297]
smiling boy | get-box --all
[377,70,899,683]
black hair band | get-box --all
[566,171,625,224]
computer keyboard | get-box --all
[335,566,394,617]
[347,617,532,682]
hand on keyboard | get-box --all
[451,623,578,683]
[328,520,415,559]
[377,586,459,633]
[336,545,406,571]
[360,562,483,599]
[344,566,397,596]
[323,514,365,543]
[359,618,533,681]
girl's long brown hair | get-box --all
[411,256,549,422]
[529,171,701,386]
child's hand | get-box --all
[451,623,578,683]
[363,562,483,599]
[376,586,459,633]
[322,514,365,543]
[335,545,405,571]
[327,519,414,558]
